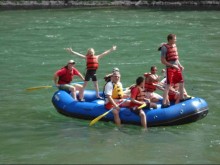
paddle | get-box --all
[26,82,84,91]
[89,98,130,126]
[137,103,146,109]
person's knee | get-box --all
[151,103,157,109]
[139,111,145,118]
[70,87,76,92]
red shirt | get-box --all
[56,67,80,84]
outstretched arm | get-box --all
[97,45,117,59]
[65,48,86,58]
[77,72,85,81]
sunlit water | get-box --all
[0,8,220,164]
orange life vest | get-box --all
[130,86,146,101]
[130,86,146,107]
[86,55,99,70]
[136,86,146,101]
[163,43,179,61]
[144,73,157,92]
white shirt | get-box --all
[104,81,123,103]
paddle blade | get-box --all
[89,111,110,126]
[138,103,146,109]
[26,86,52,91]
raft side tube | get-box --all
[52,90,209,127]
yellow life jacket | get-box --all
[112,83,124,99]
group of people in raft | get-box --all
[53,34,191,129]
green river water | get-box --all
[0,8,220,164]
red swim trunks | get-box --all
[166,68,184,85]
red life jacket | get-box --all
[144,73,157,92]
[163,43,179,61]
[130,86,146,107]
[86,55,99,70]
[135,86,146,101]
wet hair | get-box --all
[104,73,113,82]
[136,76,144,86]
[167,34,176,41]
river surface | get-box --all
[0,8,220,164]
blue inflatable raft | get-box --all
[52,90,208,127]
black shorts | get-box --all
[85,69,97,81]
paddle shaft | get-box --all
[26,82,84,91]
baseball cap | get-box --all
[112,71,121,77]
[112,67,119,72]
[68,60,75,64]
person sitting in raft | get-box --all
[103,67,130,98]
[53,60,85,100]
[103,71,130,126]
[129,76,157,129]
[144,66,164,103]
[65,46,117,101]
[168,83,191,105]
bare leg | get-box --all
[151,98,159,103]
[151,92,163,103]
[178,82,184,100]
[183,87,191,98]
[139,110,147,128]
[93,81,101,98]
[150,102,157,109]
[175,93,180,104]
[69,86,77,100]
[79,81,88,100]
[112,109,121,126]
[183,88,187,96]
[73,84,83,100]
[162,84,170,105]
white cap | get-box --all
[112,67,119,72]
[68,60,75,64]
[112,71,121,77]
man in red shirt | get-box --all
[53,60,85,100]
